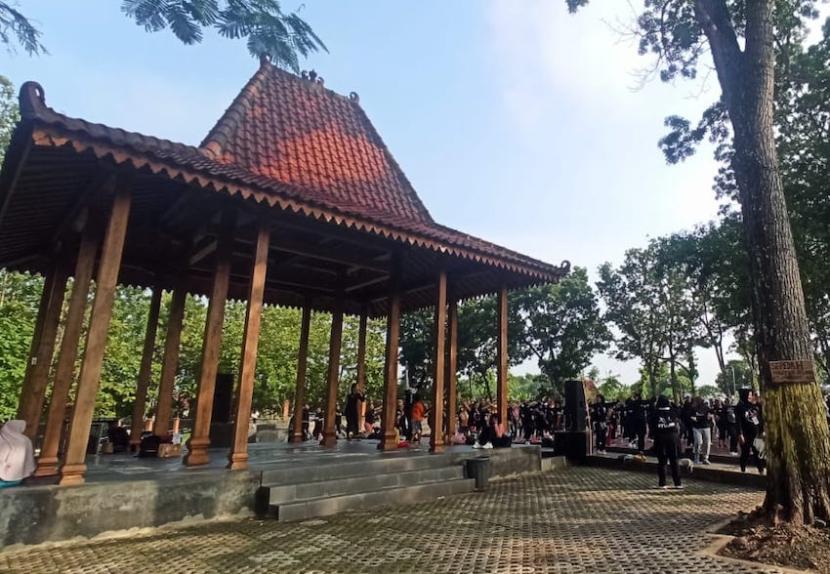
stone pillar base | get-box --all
[184,437,210,466]
[58,463,87,486]
[320,432,337,448]
[33,457,60,478]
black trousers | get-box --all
[634,422,647,451]
[654,433,681,487]
[727,423,738,452]
[595,424,607,450]
[740,432,764,472]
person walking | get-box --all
[736,388,765,474]
[649,396,683,489]
[690,397,712,465]
[592,394,609,454]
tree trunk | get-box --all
[696,0,830,524]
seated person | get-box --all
[107,421,130,453]
[474,414,512,449]
[0,420,35,487]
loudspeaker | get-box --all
[212,373,234,424]
[564,379,587,432]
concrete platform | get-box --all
[583,452,765,488]
[0,441,544,548]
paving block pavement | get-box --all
[0,467,783,574]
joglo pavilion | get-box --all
[0,58,569,486]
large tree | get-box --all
[569,0,830,523]
[516,267,610,395]
[1,1,325,71]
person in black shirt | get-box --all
[630,393,648,453]
[723,398,739,454]
[690,397,712,465]
[736,388,765,474]
[591,395,610,454]
[344,384,365,439]
[649,395,682,489]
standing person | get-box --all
[649,396,683,489]
[690,397,712,465]
[723,398,739,455]
[631,393,648,453]
[680,396,694,450]
[0,420,35,488]
[591,395,609,454]
[410,394,426,444]
[736,388,765,474]
[344,384,365,440]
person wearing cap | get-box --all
[649,395,683,489]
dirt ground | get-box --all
[720,513,830,573]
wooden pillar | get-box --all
[289,301,312,443]
[228,223,270,470]
[445,296,459,443]
[282,399,290,421]
[321,296,344,448]
[380,260,401,451]
[497,286,509,426]
[152,284,187,437]
[128,286,162,451]
[18,259,69,441]
[183,211,234,467]
[430,271,447,453]
[59,186,132,486]
[34,228,98,477]
[356,307,368,430]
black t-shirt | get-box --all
[691,405,711,429]
[650,407,679,436]
[736,401,762,435]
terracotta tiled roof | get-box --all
[201,63,432,225]
[14,68,568,282]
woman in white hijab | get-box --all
[0,420,35,487]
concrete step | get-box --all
[265,465,465,505]
[260,453,452,486]
[272,477,476,522]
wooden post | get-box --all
[128,286,162,451]
[34,228,98,477]
[59,186,132,486]
[17,259,69,442]
[183,211,234,467]
[228,223,270,470]
[289,301,312,443]
[430,271,447,453]
[380,259,401,451]
[282,399,290,421]
[153,285,187,437]
[356,307,368,430]
[321,296,344,448]
[445,295,459,444]
[497,286,509,426]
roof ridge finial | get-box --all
[259,53,271,67]
[19,81,46,118]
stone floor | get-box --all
[0,467,779,574]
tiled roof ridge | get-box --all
[16,81,567,280]
[197,60,433,223]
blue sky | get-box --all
[4,1,735,385]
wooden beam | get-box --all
[345,273,389,293]
[497,286,509,427]
[183,209,235,467]
[34,227,99,477]
[153,284,187,437]
[289,300,312,443]
[430,271,447,453]
[228,222,270,470]
[17,258,69,442]
[49,170,115,246]
[445,295,459,443]
[380,257,402,451]
[188,238,218,266]
[60,184,132,486]
[129,285,163,451]
[321,292,344,448]
[265,237,388,274]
